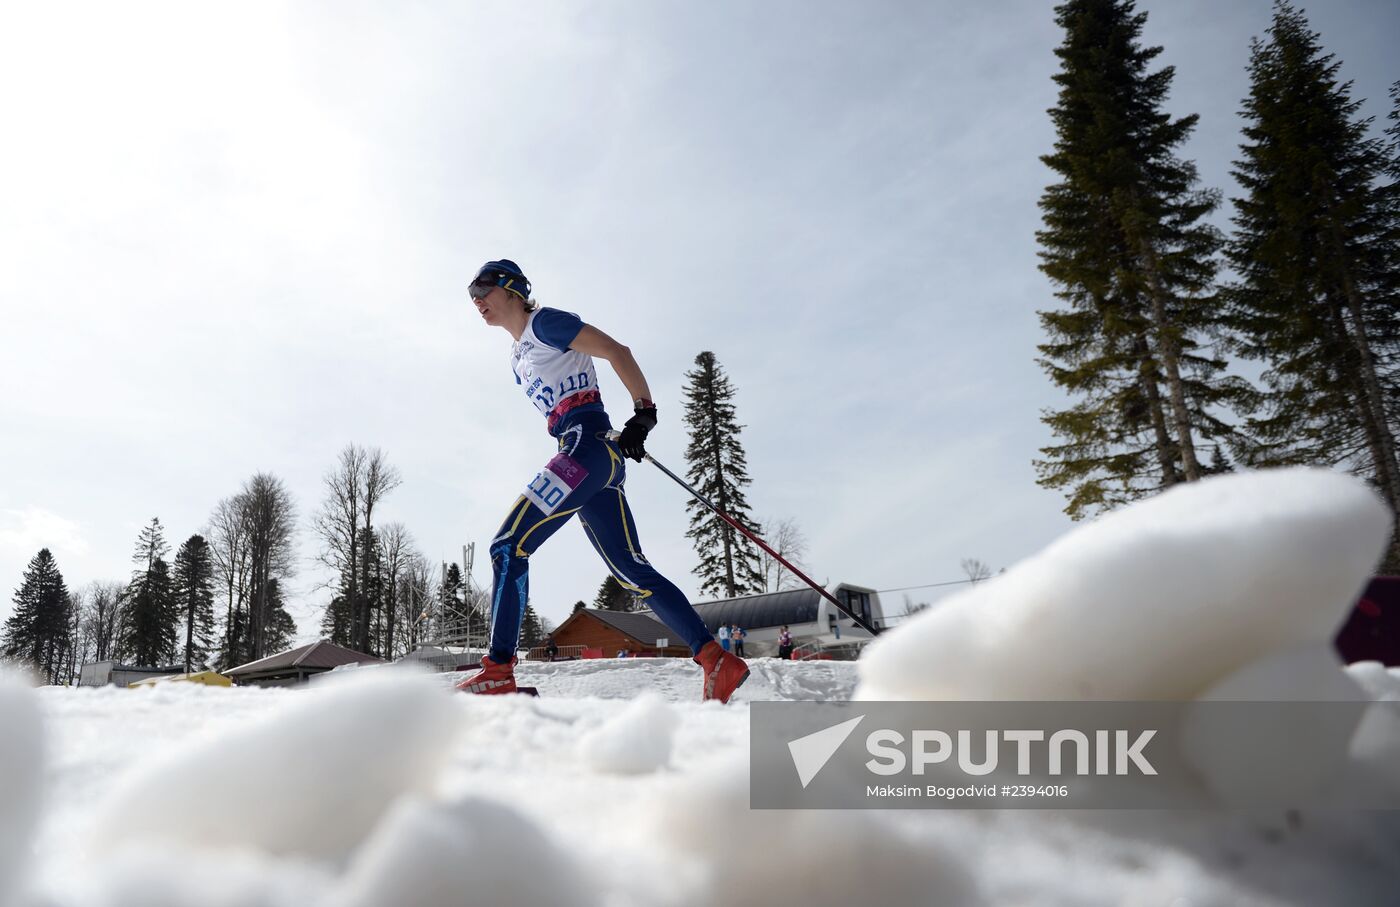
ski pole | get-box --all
[606,431,882,637]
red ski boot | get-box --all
[455,654,518,695]
[695,641,750,704]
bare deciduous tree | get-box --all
[313,445,401,655]
[357,449,401,653]
[398,553,438,655]
[209,494,253,667]
[377,522,413,658]
[757,516,809,593]
[960,558,994,584]
[74,580,124,670]
[313,445,366,650]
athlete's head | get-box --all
[470,258,536,326]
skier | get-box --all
[456,259,750,702]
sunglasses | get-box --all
[469,270,506,299]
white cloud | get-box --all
[0,509,91,561]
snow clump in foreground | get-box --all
[857,466,1390,701]
[0,672,42,907]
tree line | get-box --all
[1,476,298,684]
[1037,0,1400,571]
[1,395,773,682]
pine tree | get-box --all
[321,592,351,646]
[593,575,636,611]
[1225,3,1400,569]
[263,579,297,653]
[118,519,179,667]
[1,549,74,684]
[172,535,217,672]
[682,351,764,597]
[519,604,545,648]
[133,517,170,573]
[119,558,176,667]
[242,473,296,661]
[1035,0,1253,519]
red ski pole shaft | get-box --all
[608,432,881,637]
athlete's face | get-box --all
[473,285,513,326]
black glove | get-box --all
[618,404,658,461]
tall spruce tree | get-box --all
[321,590,351,647]
[1035,0,1252,519]
[119,558,176,667]
[242,473,296,661]
[682,351,764,597]
[593,574,636,611]
[119,518,178,666]
[172,534,217,673]
[1225,3,1400,569]
[2,549,74,684]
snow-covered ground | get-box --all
[4,467,1400,906]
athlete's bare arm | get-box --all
[569,325,654,405]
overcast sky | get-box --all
[2,1,1396,641]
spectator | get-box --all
[717,623,731,652]
[544,635,559,662]
[732,624,747,658]
[777,625,794,660]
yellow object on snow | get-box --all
[128,671,232,689]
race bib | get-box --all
[525,453,589,515]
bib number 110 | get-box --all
[524,453,588,515]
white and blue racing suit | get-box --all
[486,307,713,661]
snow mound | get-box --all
[1345,662,1400,797]
[1181,644,1368,804]
[644,754,980,907]
[1345,660,1400,701]
[0,675,41,907]
[73,845,329,907]
[577,692,679,774]
[333,795,596,907]
[857,468,1391,701]
[87,668,461,862]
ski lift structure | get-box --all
[404,543,492,671]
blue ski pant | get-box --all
[487,415,713,662]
